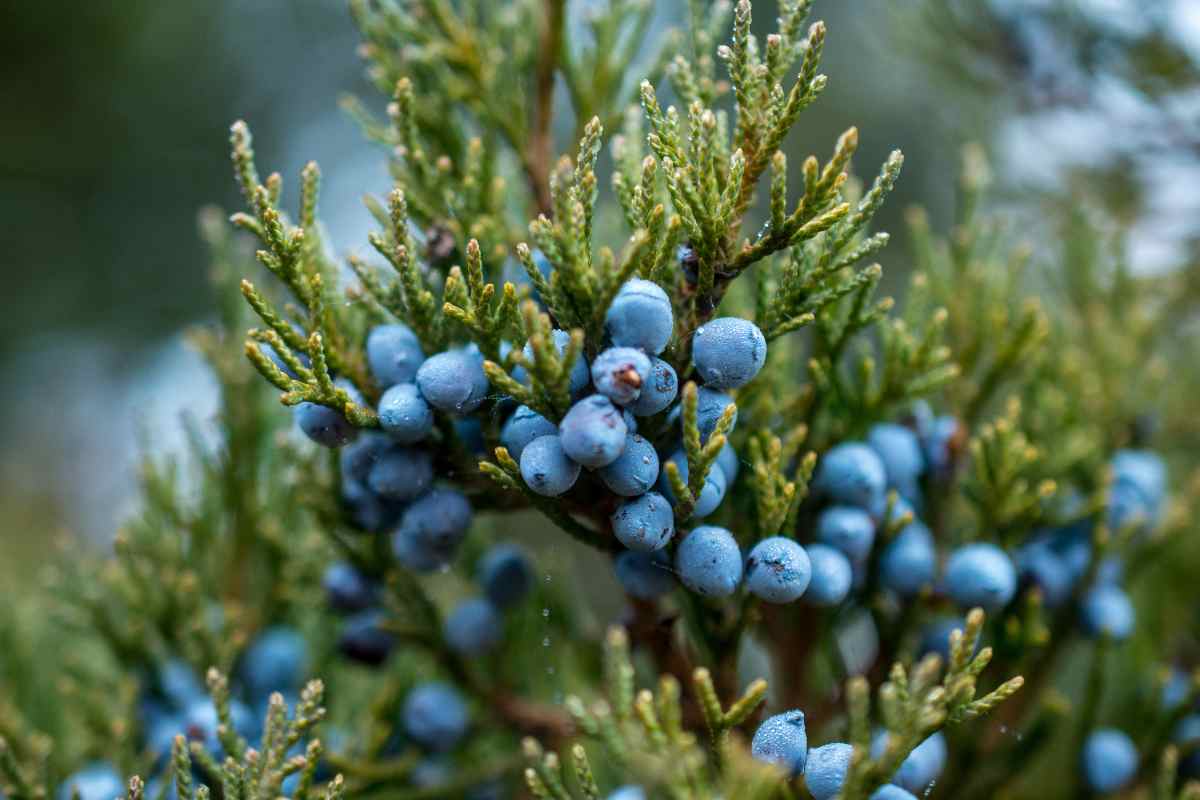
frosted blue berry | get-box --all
[559,395,628,468]
[392,489,473,572]
[411,758,451,789]
[366,323,424,388]
[614,550,676,599]
[630,357,678,416]
[1096,556,1124,585]
[607,787,646,800]
[1081,729,1137,793]
[804,742,853,800]
[804,544,852,606]
[182,697,254,755]
[813,442,887,513]
[658,451,727,517]
[870,731,946,795]
[378,383,434,443]
[605,278,673,355]
[338,609,396,666]
[922,414,960,477]
[879,509,935,597]
[500,405,557,461]
[944,543,1017,611]
[323,562,379,614]
[598,434,659,496]
[592,347,653,406]
[750,710,807,775]
[1174,715,1200,776]
[745,537,812,603]
[675,525,742,597]
[444,597,501,655]
[520,435,581,496]
[155,659,205,708]
[242,626,307,700]
[367,447,434,502]
[1080,584,1134,640]
[692,317,767,389]
[869,787,917,800]
[58,763,124,800]
[867,422,925,502]
[295,401,357,448]
[416,348,489,415]
[524,330,590,400]
[403,682,468,752]
[611,492,675,552]
[1112,448,1167,510]
[478,543,533,609]
[816,506,876,565]
[695,387,738,443]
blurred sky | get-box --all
[1,0,1195,550]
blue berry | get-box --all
[918,616,973,662]
[416,348,489,415]
[366,323,425,387]
[338,609,396,666]
[367,447,434,502]
[804,544,852,606]
[611,492,675,552]
[614,550,676,599]
[716,440,740,485]
[867,423,925,502]
[598,434,659,496]
[182,697,254,755]
[658,451,727,517]
[242,626,307,700]
[1016,540,1075,608]
[155,659,205,708]
[804,742,853,800]
[879,513,935,597]
[444,597,501,655]
[58,763,124,800]
[675,526,743,597]
[392,489,474,572]
[921,415,960,477]
[605,278,674,355]
[295,401,357,448]
[500,406,557,461]
[520,435,581,496]
[340,432,393,484]
[592,347,653,406]
[1080,584,1134,640]
[695,387,738,443]
[630,357,678,416]
[813,442,887,513]
[870,731,946,795]
[944,543,1017,611]
[607,787,646,800]
[524,330,590,400]
[478,543,533,609]
[1096,556,1124,585]
[341,478,403,533]
[378,383,434,443]
[745,537,812,603]
[750,710,808,775]
[559,395,628,468]
[403,682,468,752]
[1174,715,1200,776]
[869,787,917,800]
[1111,448,1167,510]
[410,758,451,789]
[323,562,379,614]
[1081,729,1137,793]
[816,506,876,565]
[692,317,767,389]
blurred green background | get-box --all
[2,0,1196,577]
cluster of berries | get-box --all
[324,542,533,666]
[748,709,946,799]
[59,628,313,800]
